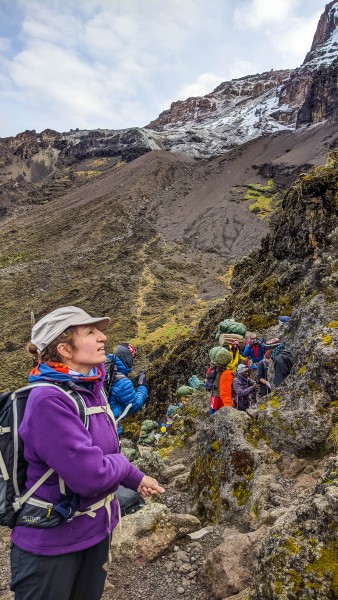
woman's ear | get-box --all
[56,343,73,361]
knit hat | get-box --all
[115,343,136,369]
[237,364,249,374]
[266,337,280,349]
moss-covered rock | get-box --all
[253,457,338,599]
[188,408,279,529]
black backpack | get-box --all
[104,355,127,398]
[0,382,88,528]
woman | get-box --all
[10,306,164,600]
[232,364,259,411]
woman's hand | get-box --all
[137,475,165,497]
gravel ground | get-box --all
[103,528,223,600]
[0,512,221,600]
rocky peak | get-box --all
[303,0,338,66]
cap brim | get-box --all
[80,316,111,330]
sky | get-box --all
[0,0,325,138]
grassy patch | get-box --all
[243,179,277,219]
[0,251,30,268]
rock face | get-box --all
[204,526,268,598]
[188,409,279,530]
[303,1,338,64]
[253,458,338,600]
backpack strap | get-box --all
[0,451,9,481]
[13,468,54,512]
[105,355,118,398]
[11,382,97,513]
[14,382,89,428]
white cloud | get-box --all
[176,73,224,99]
[234,0,295,29]
[269,13,321,65]
[0,0,327,136]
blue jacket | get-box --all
[107,355,148,433]
[242,340,265,367]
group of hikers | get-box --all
[0,306,294,600]
[205,319,294,415]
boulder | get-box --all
[111,503,201,562]
[189,408,279,529]
[204,526,268,598]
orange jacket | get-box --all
[219,369,233,407]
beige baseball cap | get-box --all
[31,306,111,352]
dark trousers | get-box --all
[10,537,109,600]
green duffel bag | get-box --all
[218,319,247,336]
[209,346,232,366]
[188,375,205,390]
[177,385,195,398]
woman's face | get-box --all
[58,325,107,375]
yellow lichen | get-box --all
[306,542,338,595]
[283,537,301,554]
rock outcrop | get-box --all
[253,458,338,600]
[111,503,200,562]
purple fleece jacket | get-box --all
[11,371,144,556]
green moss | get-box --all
[245,420,269,447]
[251,499,261,518]
[283,537,301,555]
[328,423,338,452]
[248,194,275,219]
[182,403,200,418]
[211,440,221,452]
[232,481,251,506]
[245,314,276,331]
[244,180,276,219]
[298,366,307,375]
[0,251,30,268]
[274,580,283,595]
[309,381,321,392]
[122,417,141,442]
[327,321,338,328]
[288,569,303,592]
[306,541,338,595]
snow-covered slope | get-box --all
[143,0,338,157]
[1,2,337,163]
